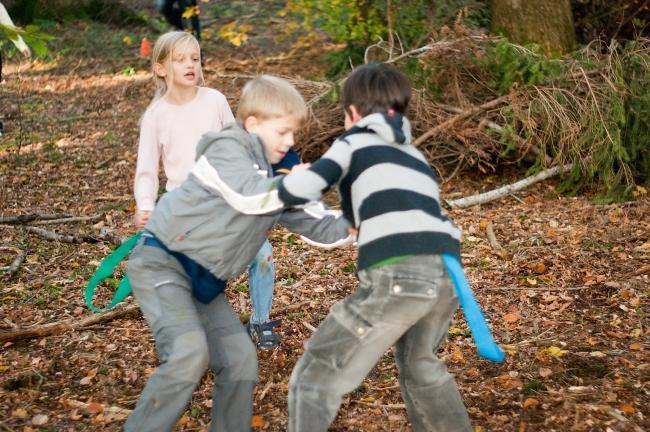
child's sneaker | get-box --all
[246,319,282,350]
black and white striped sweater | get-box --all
[279,112,462,270]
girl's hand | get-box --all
[290,162,311,173]
[134,210,151,229]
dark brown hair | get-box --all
[342,63,411,117]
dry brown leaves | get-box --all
[1,10,648,432]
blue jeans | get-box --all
[125,242,257,432]
[288,255,472,432]
[248,239,275,324]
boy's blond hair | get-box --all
[236,75,308,123]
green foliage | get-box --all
[284,0,445,76]
[0,23,52,57]
[494,39,650,201]
[485,41,563,94]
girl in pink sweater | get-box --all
[134,31,233,224]
[133,32,282,349]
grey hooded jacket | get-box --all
[145,122,351,280]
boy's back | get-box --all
[280,111,461,269]
[279,63,472,432]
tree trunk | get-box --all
[491,0,575,54]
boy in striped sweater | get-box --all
[279,63,472,431]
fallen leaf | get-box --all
[12,408,28,418]
[176,416,189,427]
[620,404,635,414]
[523,398,539,409]
[504,313,519,323]
[32,414,48,425]
[538,367,553,378]
[544,346,567,358]
[251,415,265,428]
[629,343,642,350]
[87,402,104,415]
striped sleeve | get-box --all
[279,140,351,205]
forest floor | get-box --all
[0,2,648,431]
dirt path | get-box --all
[1,5,648,431]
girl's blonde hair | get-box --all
[150,31,204,101]
[236,75,308,123]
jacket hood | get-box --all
[195,121,259,158]
[353,112,412,145]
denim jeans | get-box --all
[248,239,275,324]
[124,242,257,432]
[288,255,471,432]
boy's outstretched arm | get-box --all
[278,140,352,205]
[278,207,353,249]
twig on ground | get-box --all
[0,304,140,343]
[32,215,103,225]
[352,400,406,410]
[446,164,573,208]
[258,379,274,401]
[485,222,506,258]
[302,321,318,332]
[484,286,591,291]
[0,246,26,280]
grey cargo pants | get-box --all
[124,242,257,432]
[288,255,472,432]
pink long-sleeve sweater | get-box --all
[134,86,235,211]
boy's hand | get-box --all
[134,210,151,229]
[290,163,311,173]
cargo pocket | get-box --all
[382,275,439,324]
[305,302,372,370]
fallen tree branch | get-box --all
[446,164,573,209]
[413,95,510,147]
[26,226,80,243]
[0,304,140,343]
[25,226,124,246]
[0,246,26,280]
[0,213,73,224]
[32,215,103,225]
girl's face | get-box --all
[160,42,201,90]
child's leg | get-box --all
[289,255,471,432]
[393,268,472,432]
[248,239,275,324]
[124,244,210,432]
[197,293,257,431]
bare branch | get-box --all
[446,164,573,208]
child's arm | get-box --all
[133,114,160,225]
[278,140,352,205]
[278,207,353,249]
